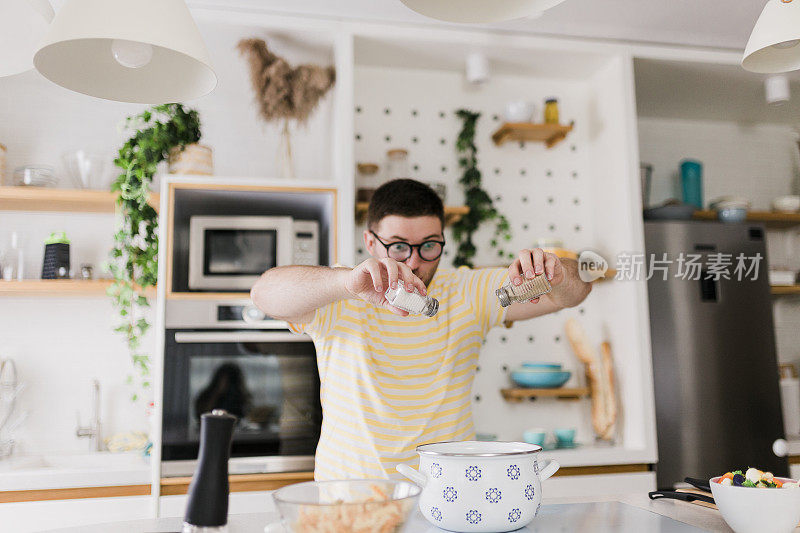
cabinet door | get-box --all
[0,495,152,533]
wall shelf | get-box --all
[0,280,155,298]
[692,209,800,229]
[491,123,574,148]
[501,387,590,402]
[772,284,800,296]
[355,202,469,226]
[0,186,159,213]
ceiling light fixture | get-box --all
[0,0,54,78]
[33,0,217,104]
[743,0,800,73]
[765,74,791,105]
[399,0,566,24]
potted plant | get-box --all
[107,103,202,401]
[452,109,513,268]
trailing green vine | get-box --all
[107,104,201,401]
[452,109,513,268]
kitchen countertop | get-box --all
[0,452,150,491]
[43,493,732,532]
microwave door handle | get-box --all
[173,332,312,343]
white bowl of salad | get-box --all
[710,468,800,533]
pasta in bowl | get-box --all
[269,479,420,533]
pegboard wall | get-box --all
[353,65,614,448]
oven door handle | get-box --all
[173,332,312,343]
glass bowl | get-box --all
[13,165,57,187]
[272,479,420,532]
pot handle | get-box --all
[396,464,427,487]
[539,459,560,481]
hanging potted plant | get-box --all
[107,103,202,401]
[452,109,513,268]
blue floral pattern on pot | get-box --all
[508,508,522,523]
[431,463,442,478]
[431,507,442,522]
[534,460,540,474]
[465,465,482,481]
[507,464,520,480]
[485,487,502,503]
[525,484,535,500]
[443,486,458,502]
[466,509,482,524]
[535,502,542,517]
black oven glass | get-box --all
[204,229,277,276]
[162,331,321,460]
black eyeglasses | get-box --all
[370,231,445,262]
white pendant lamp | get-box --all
[0,0,54,78]
[33,0,217,104]
[399,0,566,23]
[743,0,800,73]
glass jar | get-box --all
[544,98,560,125]
[496,275,552,307]
[386,149,409,181]
[384,283,439,317]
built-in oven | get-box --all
[161,300,320,477]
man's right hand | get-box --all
[344,258,428,316]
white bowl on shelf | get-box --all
[504,101,535,123]
[772,195,800,213]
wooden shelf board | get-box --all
[0,280,155,298]
[355,202,469,226]
[491,123,574,148]
[693,209,800,229]
[161,471,314,496]
[772,284,800,296]
[0,186,159,213]
[501,387,590,402]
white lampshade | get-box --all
[399,0,566,23]
[743,0,800,73]
[0,0,54,78]
[33,0,216,103]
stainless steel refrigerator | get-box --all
[644,221,787,489]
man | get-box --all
[251,179,591,480]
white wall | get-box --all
[637,117,799,209]
[0,20,336,455]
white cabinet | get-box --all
[0,496,152,533]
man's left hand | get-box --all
[507,248,564,303]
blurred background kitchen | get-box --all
[1,0,800,531]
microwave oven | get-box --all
[188,216,319,291]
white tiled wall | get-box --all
[638,117,799,209]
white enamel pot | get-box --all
[397,441,559,532]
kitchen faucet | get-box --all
[76,379,102,451]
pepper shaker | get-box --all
[182,409,237,533]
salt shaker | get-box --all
[496,274,552,307]
[384,282,439,317]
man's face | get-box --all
[365,215,444,287]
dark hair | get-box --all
[367,179,444,229]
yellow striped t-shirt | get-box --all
[288,266,508,480]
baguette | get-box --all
[565,319,617,441]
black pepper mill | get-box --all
[182,409,237,533]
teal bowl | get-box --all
[510,370,571,388]
[521,362,562,370]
